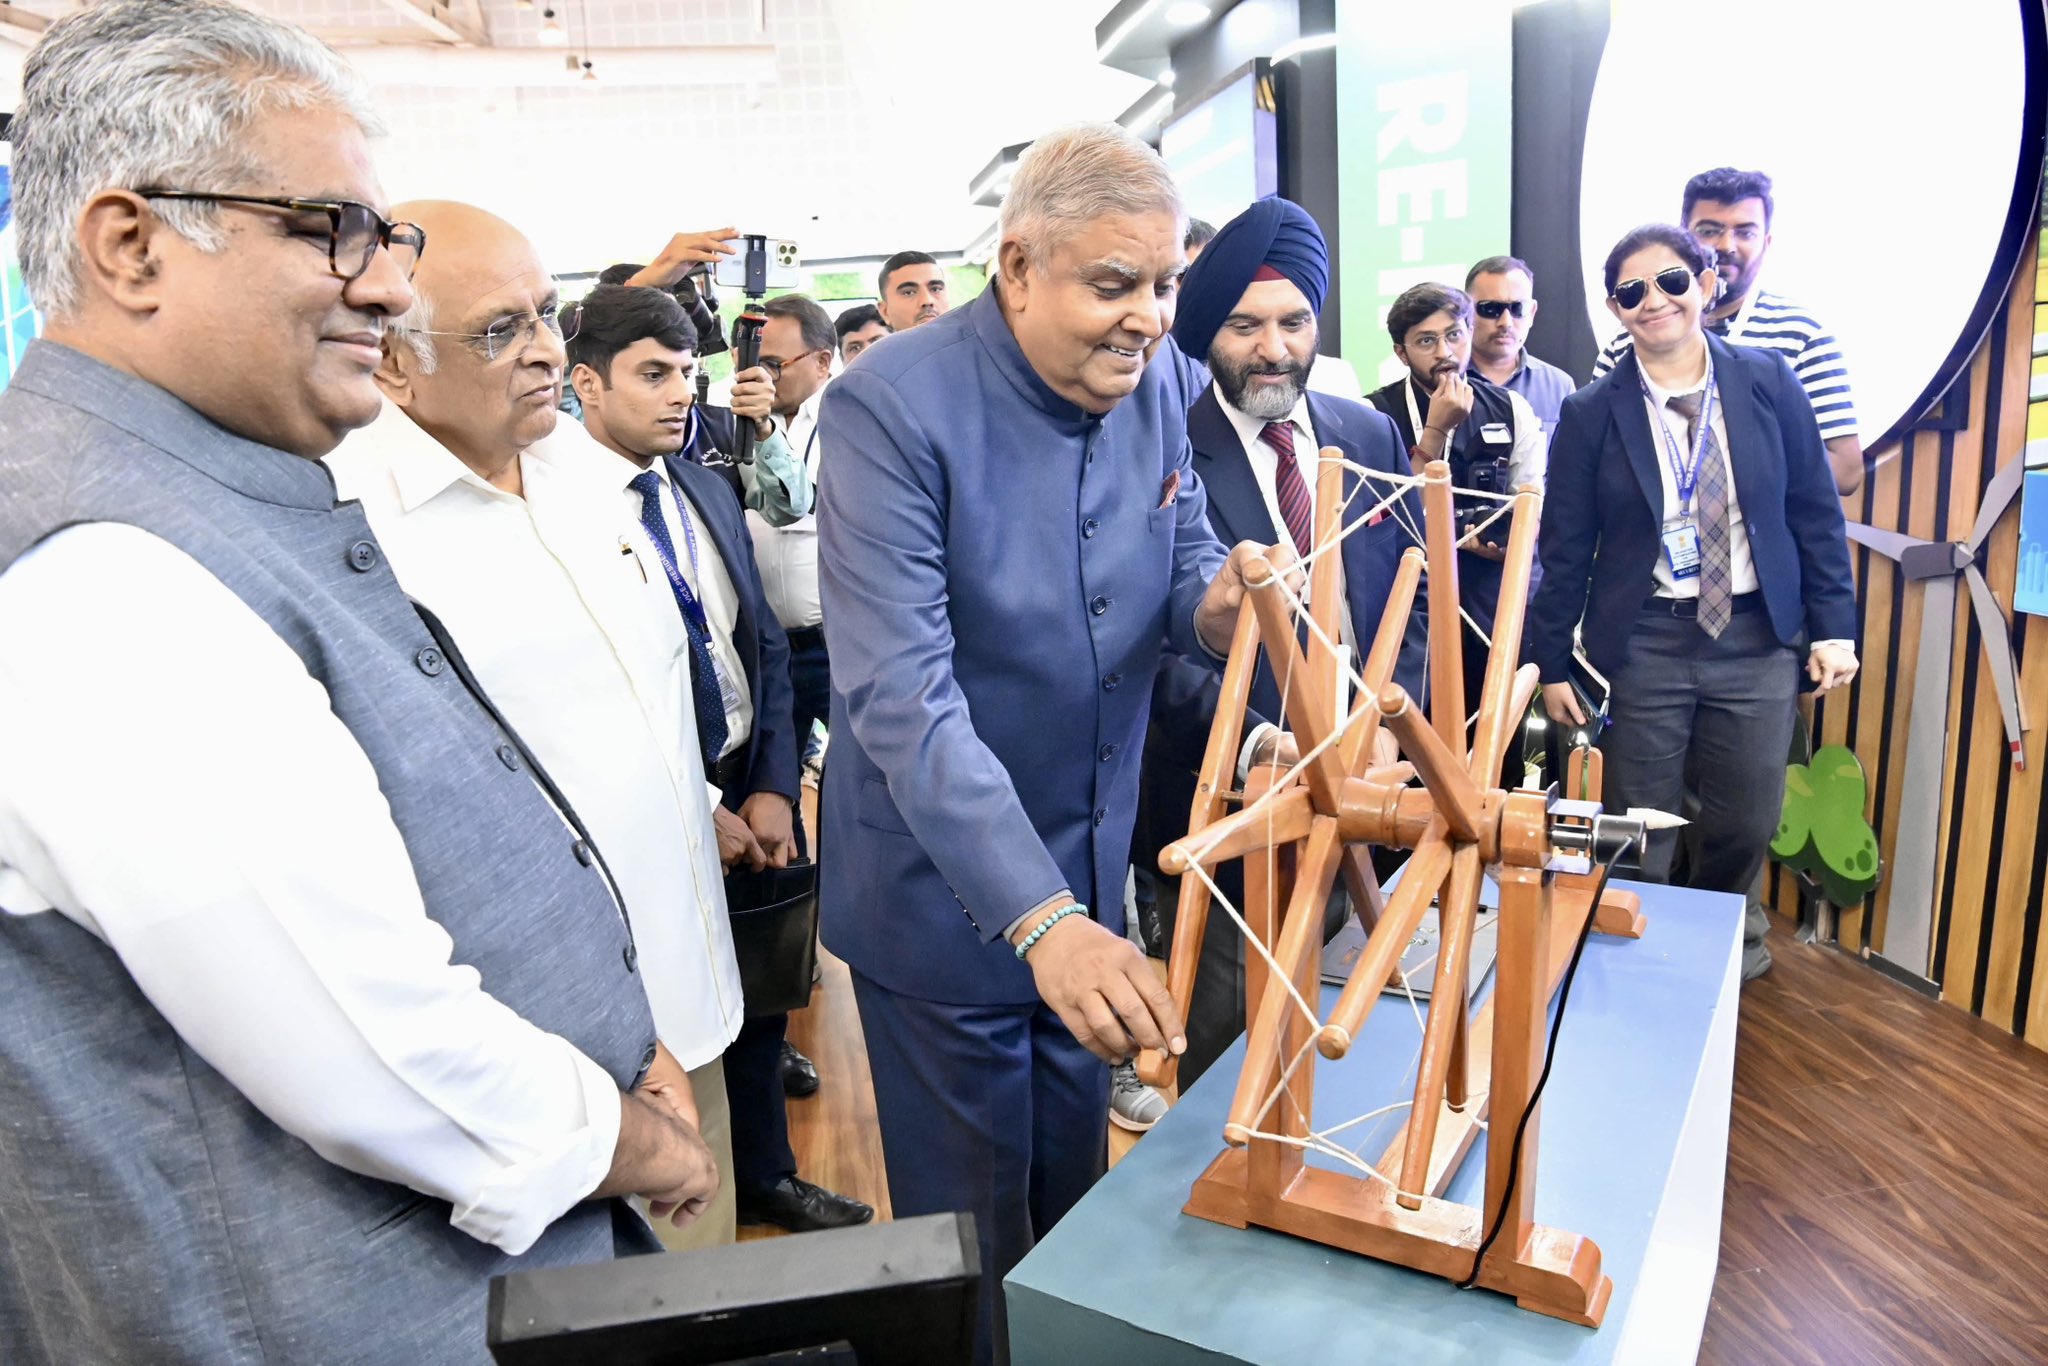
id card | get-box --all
[1661,522,1702,580]
[714,657,745,717]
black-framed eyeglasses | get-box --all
[136,190,425,282]
[413,300,582,363]
[759,347,828,379]
[1610,266,1695,311]
[1473,299,1526,321]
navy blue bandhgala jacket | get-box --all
[816,289,1226,1006]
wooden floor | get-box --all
[1701,917,2048,1364]
[746,800,2048,1358]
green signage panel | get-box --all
[1334,0,1513,385]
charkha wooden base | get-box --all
[1184,1149,1613,1326]
[1179,873,1640,1328]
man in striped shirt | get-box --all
[1591,166,1865,494]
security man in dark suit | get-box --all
[1527,225,1858,981]
[1132,197,1427,1099]
[567,284,872,1231]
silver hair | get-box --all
[11,0,382,319]
[998,122,1185,270]
[386,292,439,374]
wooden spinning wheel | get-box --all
[1134,454,1649,1326]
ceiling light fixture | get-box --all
[538,6,567,45]
[1096,0,1168,61]
[1124,91,1176,138]
[581,59,596,82]
[1272,32,1338,63]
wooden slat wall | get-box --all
[1769,203,2048,1047]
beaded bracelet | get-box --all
[1014,904,1087,960]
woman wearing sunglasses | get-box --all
[1525,223,1857,980]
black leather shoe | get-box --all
[780,1040,820,1097]
[736,1177,874,1232]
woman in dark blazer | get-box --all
[1525,223,1858,978]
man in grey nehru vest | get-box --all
[0,5,716,1363]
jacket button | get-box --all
[1102,673,1120,691]
[495,743,519,771]
[573,840,594,867]
[1100,743,1118,762]
[641,1044,658,1070]
[623,943,638,972]
[1090,595,1111,616]
[415,646,444,676]
[1094,807,1108,826]
[1082,518,1100,539]
[347,540,378,572]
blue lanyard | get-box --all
[643,477,712,640]
[1638,359,1717,517]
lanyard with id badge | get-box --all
[1640,360,1717,581]
[645,483,746,720]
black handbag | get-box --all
[723,858,819,1017]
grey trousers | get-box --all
[1598,603,1800,979]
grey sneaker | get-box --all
[1109,1060,1169,1132]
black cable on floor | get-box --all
[1455,857,1615,1291]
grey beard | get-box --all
[1231,372,1305,420]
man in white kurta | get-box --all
[327,201,744,1247]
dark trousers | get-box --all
[722,1010,795,1193]
[786,626,830,858]
[1598,603,1799,977]
[721,764,799,1197]
[848,968,1108,1366]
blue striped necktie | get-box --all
[628,470,730,771]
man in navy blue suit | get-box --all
[1127,198,1427,1103]
[567,285,872,1234]
[817,124,1277,1365]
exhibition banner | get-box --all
[1334,0,1513,384]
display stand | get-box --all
[1130,456,1652,1323]
[1005,880,1742,1365]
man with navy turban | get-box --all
[1122,197,1429,1112]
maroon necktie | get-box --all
[1260,420,1315,555]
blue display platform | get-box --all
[1006,880,1742,1365]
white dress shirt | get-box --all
[1638,359,1855,658]
[1639,365,1757,600]
[1212,383,1351,774]
[617,454,753,764]
[1215,384,1324,563]
[746,386,825,631]
[0,523,622,1255]
[1304,352,1366,403]
[329,406,744,1069]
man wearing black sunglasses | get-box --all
[1466,254,1576,434]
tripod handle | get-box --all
[731,307,766,466]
